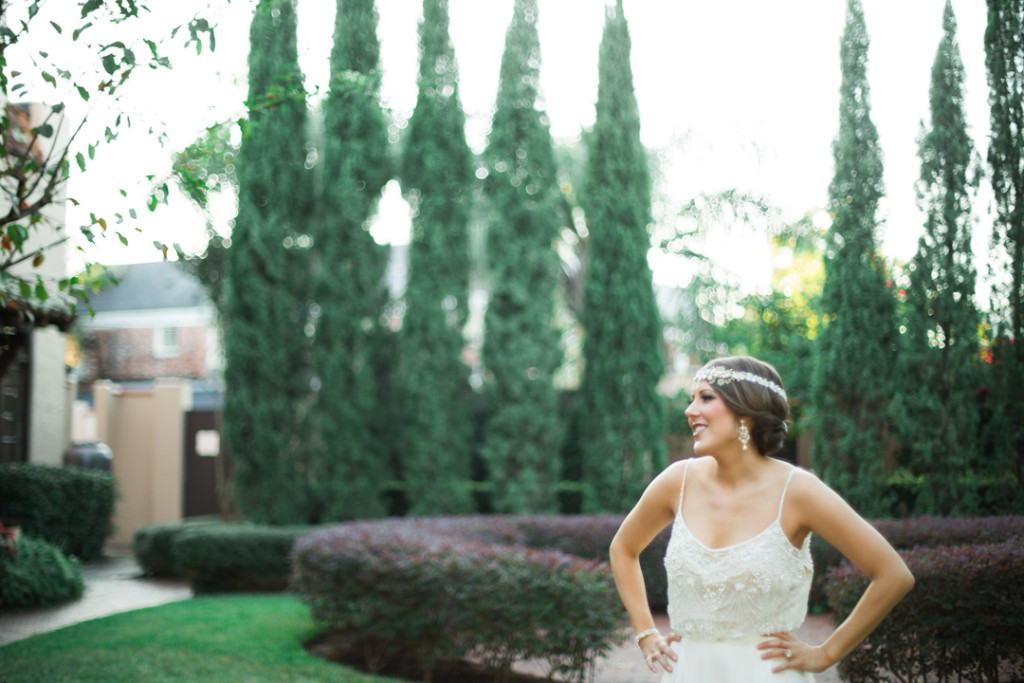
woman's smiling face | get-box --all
[684,380,741,455]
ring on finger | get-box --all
[785,648,792,659]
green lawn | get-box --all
[0,595,402,682]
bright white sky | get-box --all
[22,0,992,294]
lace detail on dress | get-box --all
[664,462,814,641]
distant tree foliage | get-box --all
[222,0,315,523]
[577,0,666,513]
[396,0,475,514]
[984,0,1024,506]
[308,0,393,520]
[479,0,564,513]
[812,0,897,515]
[893,0,982,515]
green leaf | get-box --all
[119,189,128,198]
[76,152,86,172]
[19,279,32,299]
[35,123,54,138]
[101,54,117,76]
[49,20,62,34]
[117,232,128,246]
[88,144,96,160]
[51,103,65,114]
[80,0,102,19]
[76,85,90,101]
[35,281,49,302]
[72,22,93,41]
[41,71,56,87]
[129,208,137,219]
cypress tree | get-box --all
[396,0,475,514]
[811,0,897,515]
[894,0,981,515]
[223,0,315,523]
[578,0,666,513]
[308,0,392,520]
[984,0,1024,504]
[479,0,564,513]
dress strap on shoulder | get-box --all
[776,467,798,520]
[676,459,692,518]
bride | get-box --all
[609,356,914,681]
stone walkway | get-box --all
[0,553,842,682]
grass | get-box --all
[0,595,403,682]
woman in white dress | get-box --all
[610,356,914,681]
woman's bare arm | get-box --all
[762,470,915,673]
[609,462,685,672]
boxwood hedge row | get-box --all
[133,520,312,593]
[0,463,116,561]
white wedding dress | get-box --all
[662,460,816,681]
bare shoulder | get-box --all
[781,466,849,518]
[641,457,699,510]
[782,466,878,541]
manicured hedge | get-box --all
[0,463,116,561]
[133,517,224,578]
[827,540,1024,683]
[172,523,313,593]
[811,515,1024,612]
[292,517,626,682]
[0,535,84,609]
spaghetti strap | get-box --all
[776,468,797,520]
[676,459,692,519]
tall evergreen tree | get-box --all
[578,0,666,513]
[396,0,475,514]
[984,0,1024,504]
[479,0,564,513]
[811,0,897,515]
[223,0,315,523]
[308,0,393,520]
[894,0,981,515]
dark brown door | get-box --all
[184,410,231,517]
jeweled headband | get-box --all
[693,366,788,401]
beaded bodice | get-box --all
[664,461,814,641]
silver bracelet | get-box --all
[633,628,660,646]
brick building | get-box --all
[76,262,221,388]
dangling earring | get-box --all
[738,423,750,451]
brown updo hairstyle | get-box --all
[697,356,791,456]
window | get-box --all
[153,327,180,358]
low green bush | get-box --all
[0,535,84,609]
[826,540,1024,682]
[133,517,223,578]
[292,517,625,682]
[0,463,116,561]
[173,523,312,593]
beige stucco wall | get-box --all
[94,379,192,545]
[27,326,71,465]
